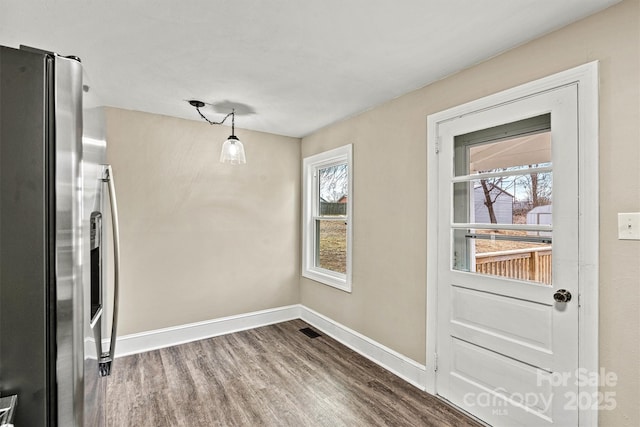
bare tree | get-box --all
[479,179,500,224]
[518,165,552,207]
[478,171,514,224]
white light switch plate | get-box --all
[618,213,640,240]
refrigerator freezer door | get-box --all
[0,46,92,427]
[0,46,54,426]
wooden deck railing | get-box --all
[475,246,552,284]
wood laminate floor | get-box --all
[107,319,482,427]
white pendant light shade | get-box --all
[220,135,246,165]
[188,101,248,165]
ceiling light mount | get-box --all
[188,99,246,165]
[188,100,205,108]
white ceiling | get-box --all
[0,0,620,138]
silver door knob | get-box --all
[554,289,572,303]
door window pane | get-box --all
[452,115,553,285]
[467,132,551,174]
[453,172,553,226]
[452,228,552,285]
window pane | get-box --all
[453,228,552,285]
[316,220,347,273]
[453,172,553,226]
[318,163,348,216]
[457,131,552,176]
[451,120,553,286]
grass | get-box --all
[317,220,347,274]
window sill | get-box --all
[302,268,352,293]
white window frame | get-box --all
[302,144,353,292]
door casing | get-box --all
[426,62,599,426]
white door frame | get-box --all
[426,62,599,426]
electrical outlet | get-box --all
[618,213,640,240]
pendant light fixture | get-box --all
[188,100,246,165]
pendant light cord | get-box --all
[194,106,236,136]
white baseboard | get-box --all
[299,306,427,390]
[112,304,427,391]
[113,305,301,357]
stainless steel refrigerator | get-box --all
[0,45,121,426]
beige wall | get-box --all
[105,107,301,335]
[104,2,639,424]
[300,1,639,425]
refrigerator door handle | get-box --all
[98,165,120,377]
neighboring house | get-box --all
[473,185,514,224]
[337,195,348,204]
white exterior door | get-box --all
[435,85,581,426]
